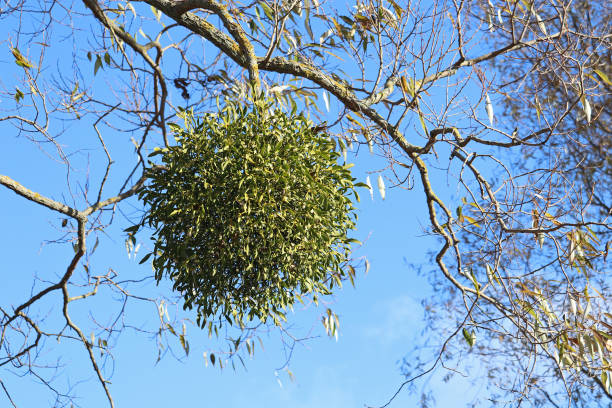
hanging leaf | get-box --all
[179,334,189,356]
[319,28,333,45]
[139,252,152,264]
[535,13,547,35]
[400,76,412,97]
[259,1,273,19]
[126,1,137,18]
[418,112,428,137]
[322,90,330,112]
[602,371,610,394]
[582,97,592,124]
[593,69,612,86]
[486,0,495,32]
[469,267,480,292]
[303,0,314,41]
[377,174,386,200]
[322,308,339,341]
[365,175,373,200]
[456,205,464,224]
[151,5,162,21]
[486,263,501,286]
[286,33,298,51]
[94,55,103,75]
[14,87,24,103]
[11,47,34,69]
[485,93,494,125]
[462,328,476,347]
[569,296,577,316]
[568,235,576,264]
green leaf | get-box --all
[456,205,463,222]
[11,47,34,69]
[94,55,103,75]
[139,252,152,264]
[418,112,428,137]
[259,2,273,19]
[486,263,500,286]
[468,268,480,292]
[388,0,403,18]
[463,216,481,228]
[594,69,612,86]
[14,87,24,103]
[462,328,475,347]
[151,5,161,21]
[124,225,140,233]
[304,0,313,41]
[602,371,610,394]
[179,334,189,356]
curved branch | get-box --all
[171,0,260,89]
[136,0,420,155]
[0,174,81,219]
[83,174,146,217]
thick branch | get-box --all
[0,175,81,219]
[172,0,260,88]
[136,0,420,155]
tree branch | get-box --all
[0,175,81,219]
[172,0,260,88]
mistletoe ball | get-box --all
[138,100,359,329]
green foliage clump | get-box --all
[138,99,359,329]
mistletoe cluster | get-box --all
[137,99,360,330]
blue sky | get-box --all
[0,3,487,407]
